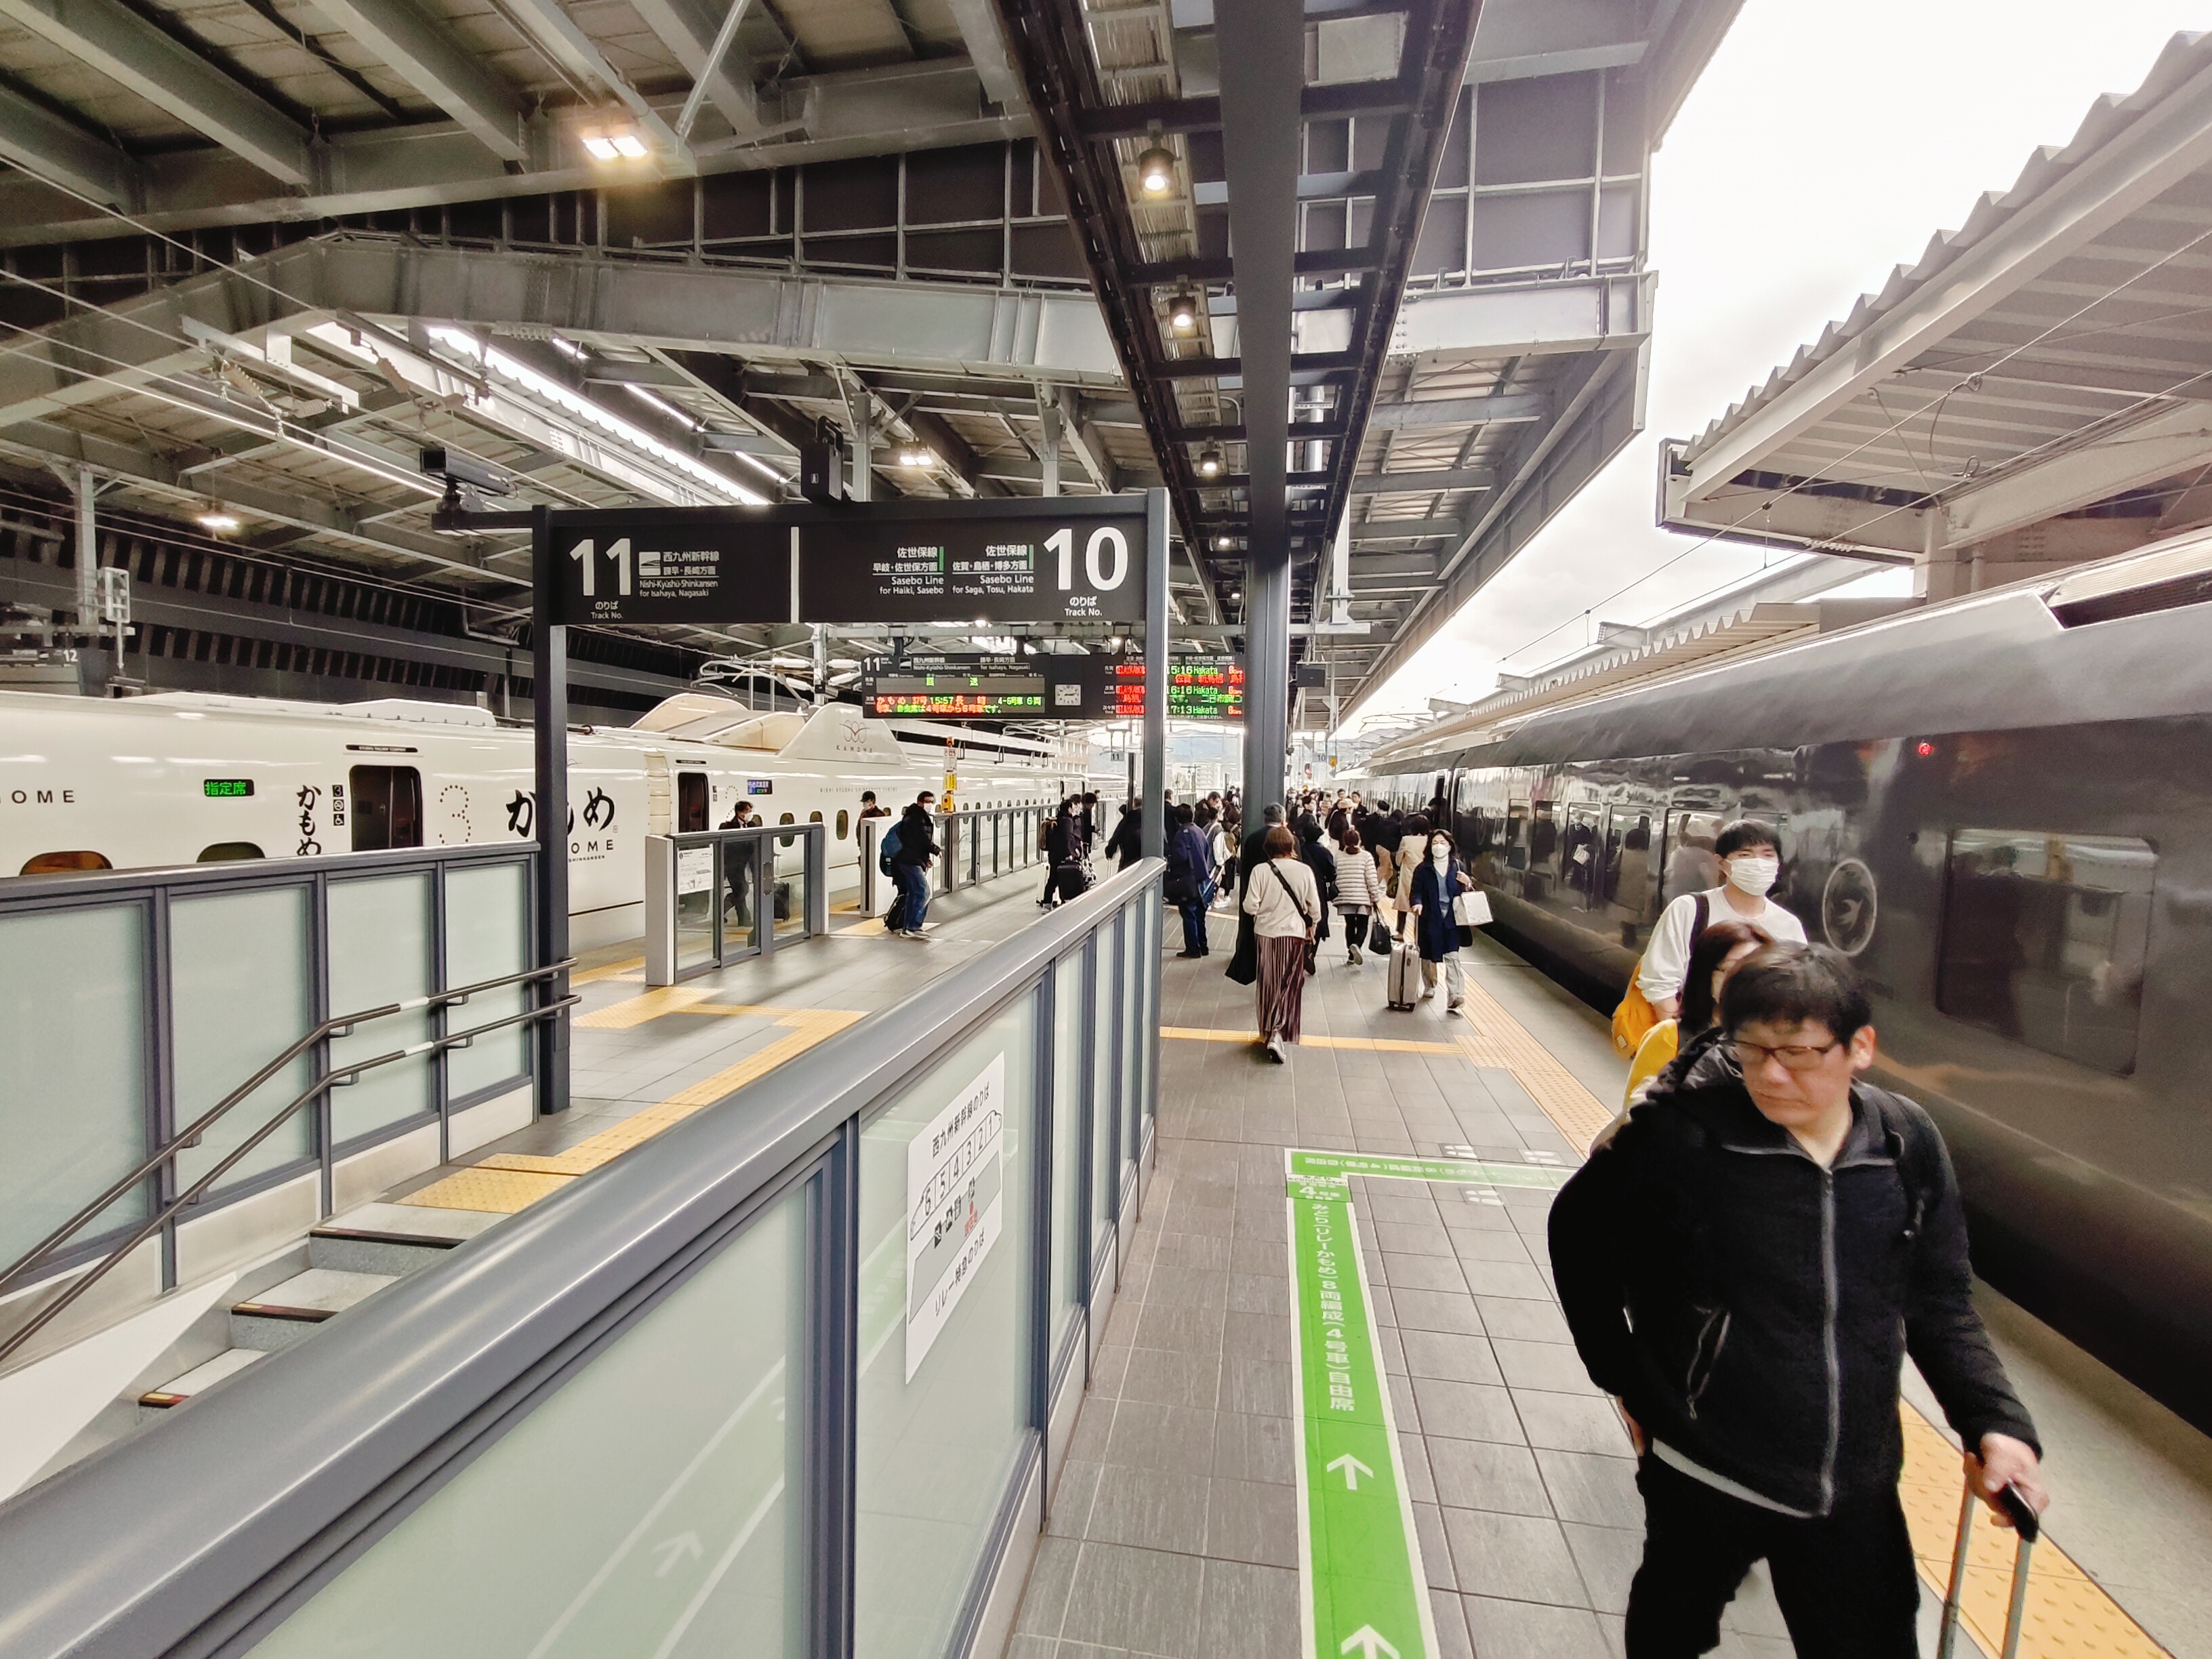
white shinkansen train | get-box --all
[0,688,1091,946]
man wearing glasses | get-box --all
[1551,943,2047,1658]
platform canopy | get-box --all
[1662,33,2212,600]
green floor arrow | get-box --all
[1288,1149,1569,1189]
[1287,1164,1440,1659]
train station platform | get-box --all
[1008,918,2212,1659]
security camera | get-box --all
[419,447,512,497]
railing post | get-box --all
[645,835,677,987]
[807,823,829,937]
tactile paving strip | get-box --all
[398,1008,864,1214]
[1160,1026,1462,1054]
[1452,981,1618,1151]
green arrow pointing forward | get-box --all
[1287,1164,1439,1659]
[1288,1149,1569,1189]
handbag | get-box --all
[1368,912,1391,954]
[1453,889,1492,927]
[1225,914,1259,985]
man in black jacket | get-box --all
[1104,799,1143,871]
[888,791,939,939]
[1236,803,1284,897]
[1551,943,2045,1658]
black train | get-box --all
[1366,539,2212,1431]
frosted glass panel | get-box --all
[855,994,1038,1659]
[445,860,528,1099]
[1120,903,1141,1183]
[251,1182,806,1659]
[171,885,313,1193]
[1050,954,1084,1345]
[1089,920,1117,1262]
[0,905,148,1261]
[328,874,435,1146]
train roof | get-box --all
[1369,530,2212,772]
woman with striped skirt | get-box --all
[1242,824,1322,1063]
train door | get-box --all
[350,766,423,852]
[1564,803,1606,909]
[677,771,710,833]
[1612,806,1662,945]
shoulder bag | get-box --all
[1269,861,1321,976]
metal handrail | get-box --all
[0,960,576,1372]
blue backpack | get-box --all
[878,822,903,875]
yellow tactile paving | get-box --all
[397,1166,575,1214]
[1898,1402,2170,1659]
[838,916,890,937]
[569,956,646,987]
[1453,981,1618,1153]
[576,984,719,1027]
[398,1008,867,1216]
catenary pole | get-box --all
[1142,487,1169,858]
[531,504,570,1117]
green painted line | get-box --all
[1286,1165,1439,1659]
[1288,1149,1571,1190]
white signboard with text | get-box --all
[905,1054,1006,1382]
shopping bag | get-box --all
[1453,890,1492,927]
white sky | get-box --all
[1343,0,2208,733]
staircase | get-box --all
[134,1203,495,1420]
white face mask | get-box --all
[1727,853,1778,896]
[1431,844,1450,865]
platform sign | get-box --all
[801,513,1147,625]
[550,525,792,627]
[905,1054,1006,1381]
[861,653,1048,719]
[1045,651,1246,720]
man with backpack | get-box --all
[881,790,939,939]
[1636,820,1804,1021]
[1551,943,2046,1658]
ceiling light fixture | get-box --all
[897,444,935,468]
[549,335,588,363]
[1166,290,1201,333]
[580,120,649,163]
[625,383,704,431]
[197,510,241,533]
[1214,533,1235,551]
[1195,447,1223,479]
[1136,143,1176,197]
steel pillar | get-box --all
[1141,487,1168,858]
[1242,545,1291,812]
[529,504,570,1116]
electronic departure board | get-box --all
[860,651,1244,720]
[861,654,1047,719]
[1101,655,1244,720]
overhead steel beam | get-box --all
[1349,516,1465,542]
[0,59,1024,245]
[1351,467,1496,493]
[493,0,680,152]
[1369,392,1547,430]
[0,417,523,585]
[946,0,1027,109]
[306,0,527,160]
[1076,77,1414,140]
[0,0,310,184]
[630,0,762,136]
[0,79,143,207]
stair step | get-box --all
[229,1268,396,1352]
[138,1347,264,1417]
[308,1202,492,1275]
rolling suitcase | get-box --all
[1387,941,1420,1010]
[1936,1479,2041,1659]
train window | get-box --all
[1938,831,2154,1076]
[809,811,823,822]
[197,842,264,863]
[1563,804,1605,909]
[350,766,423,853]
[836,810,850,840]
[777,810,796,849]
[1503,803,1530,870]
[1614,811,1661,926]
[676,772,710,834]
[20,850,110,875]
[1661,811,1726,905]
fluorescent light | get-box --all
[611,132,649,159]
[626,382,702,430]
[581,134,619,161]
[198,511,241,533]
[549,335,588,362]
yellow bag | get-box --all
[1611,972,1660,1057]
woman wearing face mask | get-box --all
[1633,821,1805,1022]
[1620,918,1770,1111]
[1407,827,1475,1012]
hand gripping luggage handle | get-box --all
[1936,1480,2040,1659]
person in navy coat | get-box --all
[1408,827,1475,1011]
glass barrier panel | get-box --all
[0,904,148,1262]
[1088,918,1117,1267]
[1136,890,1159,1139]
[249,1181,807,1659]
[773,837,806,942]
[444,860,529,1099]
[327,872,436,1147]
[1119,903,1143,1189]
[855,991,1039,1659]
[171,884,313,1193]
[1049,954,1085,1352]
[676,842,718,973]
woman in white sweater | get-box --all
[1242,824,1322,1061]
[1332,826,1387,966]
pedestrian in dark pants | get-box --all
[1164,802,1215,956]
[886,790,939,939]
[1550,943,2047,1659]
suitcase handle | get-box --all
[1936,1479,2041,1659]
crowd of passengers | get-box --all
[1148,798,2054,1656]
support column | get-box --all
[73,465,96,629]
[530,506,570,1118]
[1242,544,1291,813]
[1141,487,1168,859]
